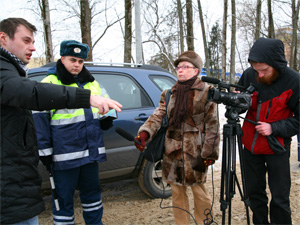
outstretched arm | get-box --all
[90,95,122,115]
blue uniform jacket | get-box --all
[33,60,107,170]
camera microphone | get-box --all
[115,127,141,145]
[201,76,220,84]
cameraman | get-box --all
[238,37,299,225]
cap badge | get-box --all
[74,47,81,53]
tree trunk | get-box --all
[267,0,275,39]
[186,0,194,51]
[177,0,184,53]
[197,0,210,76]
[230,0,236,84]
[80,0,92,61]
[290,0,300,70]
[39,0,54,63]
[124,0,132,63]
[255,0,262,40]
[221,0,228,80]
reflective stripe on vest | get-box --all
[53,147,105,162]
[43,75,104,125]
[39,148,53,156]
[50,109,101,125]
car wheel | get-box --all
[138,159,172,199]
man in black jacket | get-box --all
[0,17,122,225]
[238,37,299,225]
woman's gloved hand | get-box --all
[134,131,149,152]
[192,157,215,172]
[203,159,215,167]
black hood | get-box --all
[248,37,287,75]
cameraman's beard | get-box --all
[256,70,280,85]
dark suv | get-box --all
[28,62,176,198]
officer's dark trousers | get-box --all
[52,162,103,225]
[243,147,292,225]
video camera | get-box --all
[201,76,255,111]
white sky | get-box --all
[0,0,225,63]
[0,0,292,72]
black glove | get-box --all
[192,157,215,172]
[100,118,114,130]
[40,155,52,171]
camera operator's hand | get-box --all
[255,121,272,136]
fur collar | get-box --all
[171,76,205,93]
[56,59,94,85]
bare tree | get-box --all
[267,0,275,38]
[38,0,54,63]
[230,0,236,84]
[142,0,178,72]
[186,0,194,51]
[80,0,92,61]
[177,0,184,53]
[197,0,211,76]
[58,0,124,61]
[124,0,132,63]
[290,0,300,70]
[221,0,228,80]
[255,0,262,40]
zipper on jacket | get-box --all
[266,99,272,119]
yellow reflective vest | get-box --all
[33,74,107,170]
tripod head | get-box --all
[224,106,243,122]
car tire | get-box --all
[138,159,172,199]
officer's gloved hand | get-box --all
[134,131,149,152]
[100,118,114,130]
[40,155,52,171]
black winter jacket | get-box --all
[0,49,91,224]
[238,38,300,154]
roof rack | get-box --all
[84,62,143,67]
[40,61,171,73]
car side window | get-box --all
[149,75,176,91]
[92,73,153,110]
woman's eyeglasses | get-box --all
[175,66,196,71]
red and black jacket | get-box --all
[238,38,300,154]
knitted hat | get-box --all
[60,40,89,60]
[174,51,203,70]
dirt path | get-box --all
[39,139,300,225]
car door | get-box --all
[92,72,176,180]
[92,72,155,178]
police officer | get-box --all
[33,40,113,225]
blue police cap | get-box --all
[60,40,89,60]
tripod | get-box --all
[219,106,250,225]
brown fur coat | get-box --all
[138,77,220,186]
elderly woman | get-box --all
[135,51,220,225]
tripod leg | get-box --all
[220,124,235,225]
[220,134,228,223]
[236,123,250,225]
